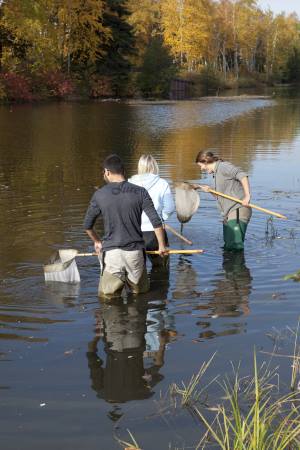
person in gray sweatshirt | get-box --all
[195,150,252,251]
[129,155,175,264]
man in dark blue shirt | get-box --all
[84,154,168,297]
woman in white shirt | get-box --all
[129,154,175,264]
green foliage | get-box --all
[198,66,224,94]
[285,47,300,82]
[96,0,136,96]
[137,36,177,98]
[0,0,300,101]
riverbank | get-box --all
[0,70,291,104]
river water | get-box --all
[1,91,300,449]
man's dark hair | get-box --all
[103,154,125,175]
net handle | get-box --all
[76,250,203,256]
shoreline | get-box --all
[0,93,275,107]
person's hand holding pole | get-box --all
[85,229,102,254]
[154,226,169,257]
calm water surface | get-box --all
[1,92,300,449]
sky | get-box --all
[258,0,300,16]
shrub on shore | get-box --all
[0,71,74,102]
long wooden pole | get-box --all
[207,188,287,219]
[147,249,203,254]
[77,249,203,256]
[164,223,193,245]
[193,185,287,220]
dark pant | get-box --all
[143,230,169,266]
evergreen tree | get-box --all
[96,0,136,96]
[137,36,177,98]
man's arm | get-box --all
[153,226,169,256]
[85,229,102,254]
[84,196,102,254]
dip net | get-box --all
[44,249,81,283]
[174,182,200,224]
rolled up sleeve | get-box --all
[84,196,101,230]
[223,163,247,182]
[235,170,247,182]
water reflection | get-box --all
[208,252,252,318]
[144,264,176,373]
[87,299,150,403]
[0,98,299,278]
[172,257,200,299]
[1,96,300,449]
[45,281,80,308]
[195,252,252,340]
[87,265,175,404]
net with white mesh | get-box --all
[44,249,81,283]
[174,182,200,223]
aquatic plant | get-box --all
[265,216,278,245]
[115,429,141,450]
[284,270,300,282]
[170,353,217,408]
[263,320,300,391]
[290,321,300,391]
[194,353,300,449]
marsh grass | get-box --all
[115,329,300,450]
[263,319,300,391]
[196,356,300,448]
[170,352,300,449]
[170,353,217,408]
[290,320,300,391]
[115,429,141,450]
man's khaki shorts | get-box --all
[99,249,149,297]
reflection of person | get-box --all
[143,263,176,371]
[84,154,168,297]
[86,298,171,403]
[129,154,175,265]
[196,252,252,340]
[195,150,252,251]
[208,251,252,318]
[144,308,176,367]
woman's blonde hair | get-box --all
[137,154,159,175]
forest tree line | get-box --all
[0,0,300,101]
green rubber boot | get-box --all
[223,219,248,251]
